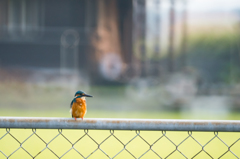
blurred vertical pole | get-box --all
[85,0,97,77]
[139,0,147,77]
[180,0,188,69]
[134,0,147,77]
[21,0,26,36]
[0,0,8,37]
[153,0,161,76]
[167,0,175,72]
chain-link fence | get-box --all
[1,117,240,159]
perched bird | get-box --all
[70,91,93,120]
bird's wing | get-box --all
[70,99,74,108]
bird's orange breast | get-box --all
[71,98,87,118]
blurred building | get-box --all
[1,0,238,87]
[0,0,133,83]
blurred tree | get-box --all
[167,0,176,73]
[88,0,133,84]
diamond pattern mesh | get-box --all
[0,128,240,159]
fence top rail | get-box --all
[0,117,240,132]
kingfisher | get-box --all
[70,91,93,120]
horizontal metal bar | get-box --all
[0,117,240,132]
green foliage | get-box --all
[185,31,240,83]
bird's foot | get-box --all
[74,117,76,121]
[81,117,83,120]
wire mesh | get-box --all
[0,128,240,159]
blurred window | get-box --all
[7,0,44,39]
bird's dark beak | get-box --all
[84,94,93,97]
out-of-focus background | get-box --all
[0,0,240,119]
